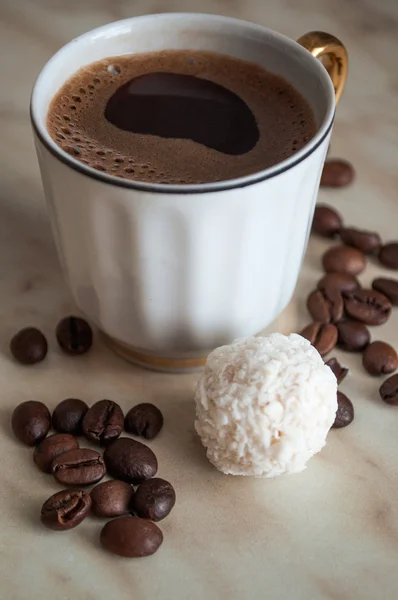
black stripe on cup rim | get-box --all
[30,108,334,195]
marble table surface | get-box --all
[1,0,398,598]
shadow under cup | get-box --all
[31,13,336,372]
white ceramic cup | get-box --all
[31,13,347,371]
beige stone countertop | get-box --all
[1,1,398,599]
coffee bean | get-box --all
[322,246,366,275]
[11,401,51,446]
[56,316,93,355]
[379,242,398,270]
[104,438,158,484]
[307,288,343,324]
[317,272,360,294]
[133,478,176,522]
[34,433,79,473]
[343,289,391,325]
[300,322,338,357]
[10,327,48,365]
[379,374,398,406]
[332,391,354,428]
[52,398,88,435]
[311,204,342,238]
[52,447,105,486]
[41,489,91,531]
[325,357,349,385]
[372,277,398,305]
[124,403,164,440]
[91,480,135,518]
[100,517,163,558]
[320,159,355,187]
[336,320,370,352]
[362,341,398,376]
[82,400,124,446]
[339,227,381,254]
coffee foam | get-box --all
[47,50,317,185]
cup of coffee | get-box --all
[31,13,347,371]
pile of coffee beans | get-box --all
[10,316,93,364]
[303,197,398,427]
[11,398,174,558]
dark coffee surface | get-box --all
[47,50,316,184]
[105,72,260,155]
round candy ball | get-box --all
[194,333,337,478]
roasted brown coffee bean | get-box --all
[82,400,124,445]
[11,401,51,446]
[362,341,398,376]
[378,242,398,270]
[52,448,105,486]
[379,374,398,406]
[372,277,398,306]
[133,478,176,522]
[325,357,349,385]
[320,159,355,187]
[124,403,164,440]
[41,489,91,531]
[311,204,342,238]
[300,322,337,357]
[343,289,391,325]
[104,437,158,484]
[56,316,93,355]
[100,517,163,558]
[322,246,366,275]
[91,480,135,518]
[307,288,343,324]
[52,398,88,435]
[339,227,381,254]
[332,391,354,428]
[317,272,360,294]
[336,320,370,352]
[10,327,48,365]
[34,433,79,473]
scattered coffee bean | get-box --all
[41,489,91,531]
[133,478,176,522]
[336,320,370,352]
[52,398,88,435]
[100,517,163,558]
[311,204,342,238]
[362,341,398,376]
[90,480,135,518]
[11,401,51,446]
[10,327,48,365]
[307,288,343,324]
[56,316,93,355]
[300,322,338,357]
[34,433,79,473]
[379,374,398,406]
[378,242,398,270]
[82,400,124,446]
[372,277,398,306]
[339,227,381,254]
[124,403,164,440]
[317,272,360,294]
[322,246,366,275]
[332,391,354,428]
[325,357,348,384]
[104,437,158,484]
[52,447,105,486]
[343,289,391,325]
[320,159,355,187]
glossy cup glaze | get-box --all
[31,13,343,371]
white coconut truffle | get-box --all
[194,333,337,477]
